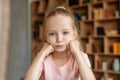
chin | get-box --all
[55,48,67,52]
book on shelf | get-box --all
[113,42,120,55]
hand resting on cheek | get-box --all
[69,40,81,54]
[39,42,54,57]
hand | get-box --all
[39,42,54,57]
[69,40,81,54]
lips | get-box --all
[55,45,64,48]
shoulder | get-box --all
[43,54,53,65]
[43,55,51,62]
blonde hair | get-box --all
[42,6,79,41]
[32,6,82,59]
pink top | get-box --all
[42,53,91,80]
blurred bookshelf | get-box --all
[31,0,120,80]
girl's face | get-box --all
[45,15,76,52]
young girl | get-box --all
[24,7,96,80]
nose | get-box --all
[57,33,63,42]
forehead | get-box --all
[45,15,73,30]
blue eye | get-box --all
[49,33,55,36]
[63,31,69,35]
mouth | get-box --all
[55,45,64,48]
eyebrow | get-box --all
[47,30,56,32]
[63,29,72,31]
[47,28,72,32]
[48,29,72,32]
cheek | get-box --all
[65,34,74,43]
[46,37,55,44]
[45,33,51,43]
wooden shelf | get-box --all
[106,35,120,38]
[76,0,120,79]
[93,0,119,4]
[95,17,120,21]
[31,0,120,80]
[93,69,120,75]
[107,70,120,75]
[93,69,105,73]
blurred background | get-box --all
[1,0,120,80]
[0,0,32,80]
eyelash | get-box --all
[48,31,69,36]
[49,33,55,36]
[63,31,69,35]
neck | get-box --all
[51,50,71,67]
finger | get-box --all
[49,45,54,53]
